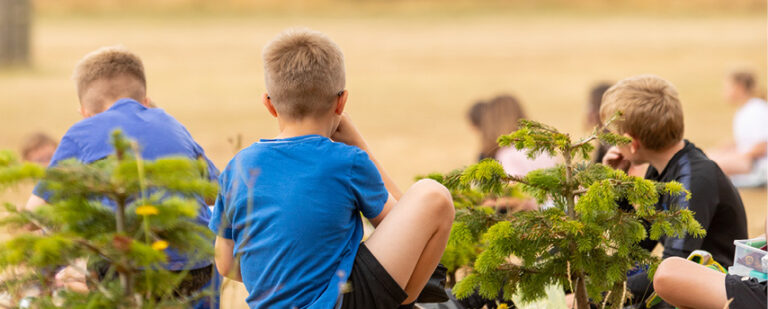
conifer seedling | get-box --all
[427,116,704,309]
[0,130,218,308]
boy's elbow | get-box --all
[214,236,242,281]
[215,258,242,282]
[25,194,48,212]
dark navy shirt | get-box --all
[33,98,219,270]
[626,140,748,303]
[210,135,388,309]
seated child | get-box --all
[599,75,749,305]
[210,29,455,309]
[467,95,556,212]
[708,69,768,187]
[20,132,57,165]
[652,215,768,309]
[468,95,558,176]
[25,46,220,304]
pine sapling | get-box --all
[0,130,218,308]
[426,116,704,309]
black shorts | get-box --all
[340,243,408,309]
[725,274,767,309]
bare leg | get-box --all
[653,257,728,309]
[364,179,454,304]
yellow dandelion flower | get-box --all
[498,304,508,309]
[136,205,159,216]
[151,240,169,251]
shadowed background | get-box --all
[0,1,765,307]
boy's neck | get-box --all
[645,140,686,173]
[275,116,335,139]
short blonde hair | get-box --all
[599,75,684,150]
[73,46,146,102]
[263,29,345,119]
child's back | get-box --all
[214,135,387,307]
[644,140,746,265]
[27,47,220,306]
[37,98,217,269]
[212,29,454,309]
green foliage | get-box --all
[423,168,526,286]
[0,130,218,308]
[426,118,705,308]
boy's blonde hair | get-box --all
[599,75,684,151]
[73,46,146,104]
[263,28,345,119]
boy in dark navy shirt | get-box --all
[210,29,455,309]
[26,46,220,308]
[599,75,748,306]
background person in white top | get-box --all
[708,69,768,187]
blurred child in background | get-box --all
[25,46,220,308]
[20,132,57,166]
[468,94,558,176]
[709,69,768,188]
[467,95,558,212]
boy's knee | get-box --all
[653,257,686,296]
[412,179,454,220]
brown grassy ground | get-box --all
[0,5,765,307]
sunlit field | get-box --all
[0,1,765,307]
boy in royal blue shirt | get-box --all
[26,46,220,308]
[210,29,455,309]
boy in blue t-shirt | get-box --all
[210,29,455,309]
[25,46,220,308]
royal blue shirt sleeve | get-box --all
[349,150,389,219]
[32,135,81,201]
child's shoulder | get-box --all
[223,137,368,172]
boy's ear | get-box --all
[624,133,640,153]
[334,90,348,115]
[140,96,155,108]
[78,105,89,118]
[263,93,278,118]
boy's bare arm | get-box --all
[746,141,767,160]
[214,236,242,282]
[25,195,47,212]
[331,114,402,227]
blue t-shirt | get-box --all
[33,98,219,270]
[210,134,388,309]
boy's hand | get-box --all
[332,113,368,150]
[602,146,631,172]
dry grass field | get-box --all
[0,2,765,307]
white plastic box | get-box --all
[728,237,767,282]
